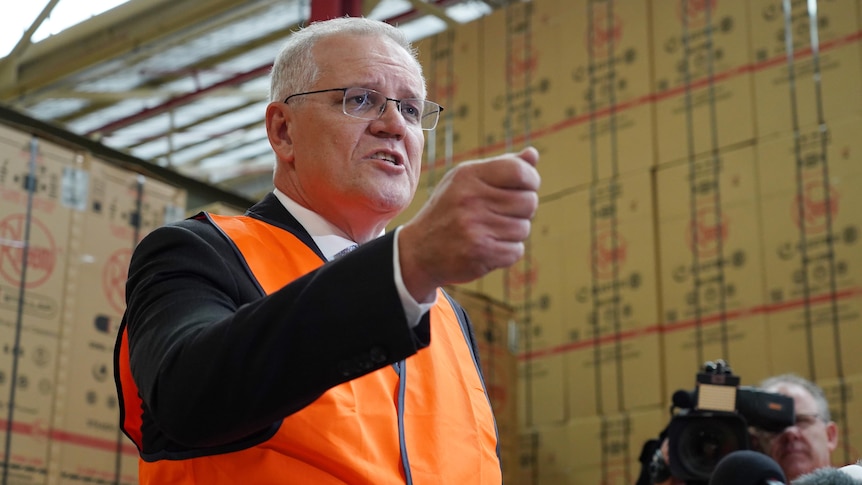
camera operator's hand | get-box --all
[652,438,686,485]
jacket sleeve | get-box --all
[123,219,430,448]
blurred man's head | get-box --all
[755,374,838,481]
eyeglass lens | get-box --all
[793,413,820,428]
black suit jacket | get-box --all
[122,193,479,455]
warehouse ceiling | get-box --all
[0,0,504,203]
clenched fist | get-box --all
[398,146,540,302]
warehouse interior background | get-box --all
[0,0,499,205]
[2,0,862,484]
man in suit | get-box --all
[114,16,540,485]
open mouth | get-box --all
[371,152,401,166]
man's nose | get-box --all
[379,99,405,120]
[372,100,407,134]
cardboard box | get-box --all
[478,192,575,353]
[526,127,589,198]
[564,171,660,342]
[765,293,862,382]
[518,354,567,427]
[517,407,665,484]
[555,0,656,182]
[479,0,571,149]
[657,146,767,324]
[756,117,862,303]
[651,0,756,164]
[662,314,773,397]
[416,19,483,170]
[566,332,663,419]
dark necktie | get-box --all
[332,244,358,260]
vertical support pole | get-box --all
[310,0,362,22]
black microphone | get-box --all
[708,450,786,485]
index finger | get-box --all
[477,156,540,192]
[517,146,539,167]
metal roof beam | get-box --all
[45,87,266,102]
[404,0,458,28]
[51,19,300,125]
[0,0,264,100]
[5,0,61,62]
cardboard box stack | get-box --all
[444,286,519,485]
[650,0,758,165]
[0,123,187,484]
[395,0,862,482]
[4,0,860,482]
[656,148,773,394]
[0,125,86,484]
[748,0,862,140]
[50,156,186,484]
[757,117,862,383]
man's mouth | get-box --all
[371,152,400,166]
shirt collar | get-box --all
[272,188,383,260]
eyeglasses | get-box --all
[284,87,444,131]
[753,412,824,449]
[793,413,822,429]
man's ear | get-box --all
[266,101,294,163]
[826,420,839,451]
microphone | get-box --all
[708,450,786,485]
[793,467,862,485]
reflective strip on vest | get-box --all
[122,214,501,484]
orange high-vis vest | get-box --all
[117,214,502,484]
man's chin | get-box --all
[778,455,814,479]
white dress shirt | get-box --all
[272,189,435,328]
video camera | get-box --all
[664,360,795,484]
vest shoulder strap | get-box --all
[207,213,323,294]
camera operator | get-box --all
[750,374,839,482]
[637,367,838,485]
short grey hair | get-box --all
[759,373,832,422]
[269,16,425,103]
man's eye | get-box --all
[347,94,371,107]
[400,101,422,120]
